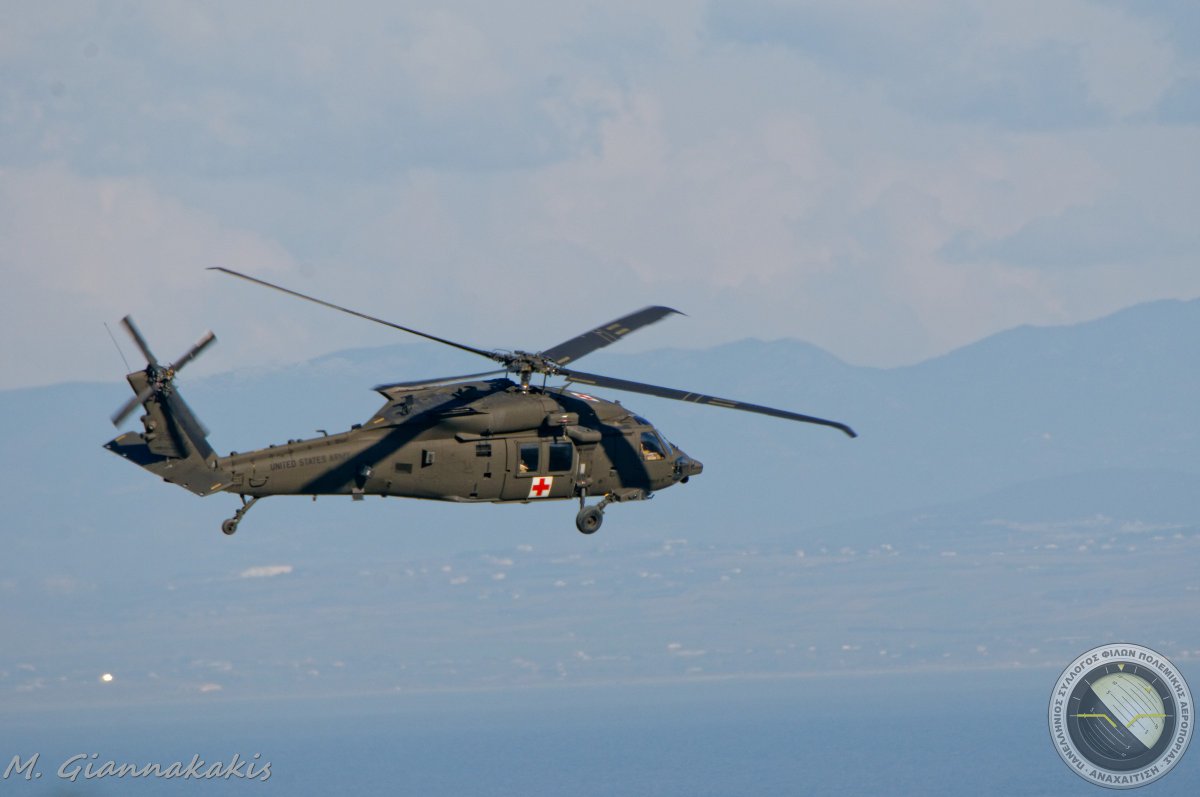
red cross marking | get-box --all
[530,477,552,497]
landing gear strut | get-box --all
[573,488,651,534]
[221,495,259,535]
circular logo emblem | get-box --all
[1049,643,1193,788]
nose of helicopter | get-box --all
[675,453,703,482]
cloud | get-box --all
[41,575,86,596]
[0,163,296,388]
[942,126,1200,269]
[0,4,607,179]
[2,2,1198,388]
[945,202,1200,269]
[239,564,294,579]
[706,0,1185,127]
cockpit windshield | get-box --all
[640,431,669,461]
[630,415,673,459]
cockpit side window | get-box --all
[640,431,666,461]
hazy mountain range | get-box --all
[2,297,1197,709]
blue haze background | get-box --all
[3,300,1200,794]
[3,2,1199,794]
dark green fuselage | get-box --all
[107,377,701,508]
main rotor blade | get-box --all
[121,316,158,366]
[209,268,500,363]
[111,385,155,426]
[170,330,216,374]
[540,306,682,366]
[373,370,507,393]
[558,368,857,437]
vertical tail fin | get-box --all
[104,318,230,496]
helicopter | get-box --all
[105,268,856,535]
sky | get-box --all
[3,1,1199,391]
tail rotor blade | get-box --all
[110,328,214,427]
[170,331,216,374]
[110,385,155,426]
[121,316,158,366]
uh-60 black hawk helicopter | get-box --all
[105,268,856,535]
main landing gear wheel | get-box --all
[221,519,238,536]
[575,505,603,534]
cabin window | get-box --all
[640,431,666,461]
[518,443,539,473]
[547,442,573,472]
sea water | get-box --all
[3,668,1197,795]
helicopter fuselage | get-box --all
[218,378,702,505]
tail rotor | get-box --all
[110,316,216,426]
